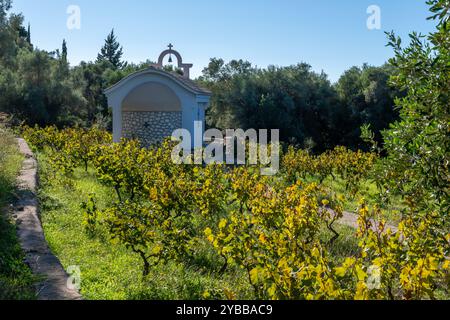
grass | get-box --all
[37,154,253,300]
[321,224,360,264]
[304,175,404,224]
[0,127,36,300]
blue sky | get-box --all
[12,0,435,82]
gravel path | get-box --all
[14,138,82,300]
[334,209,398,233]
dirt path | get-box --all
[14,138,82,300]
[335,210,398,233]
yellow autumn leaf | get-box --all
[267,284,277,298]
[335,266,347,277]
[258,233,267,244]
[355,265,367,281]
[249,267,260,284]
[219,219,227,230]
[443,260,450,270]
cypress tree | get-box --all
[26,23,31,44]
[61,39,67,63]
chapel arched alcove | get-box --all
[122,82,182,112]
[120,82,183,146]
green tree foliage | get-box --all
[200,60,340,151]
[200,58,400,152]
[379,0,450,220]
[200,58,253,83]
[1,48,87,126]
[96,29,125,69]
[335,64,401,148]
[0,0,11,21]
[61,39,67,64]
[70,60,152,129]
[0,1,86,126]
[0,0,29,66]
[70,60,116,128]
[0,1,146,128]
[26,22,29,44]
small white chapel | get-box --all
[105,45,211,147]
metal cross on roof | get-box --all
[168,43,173,51]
